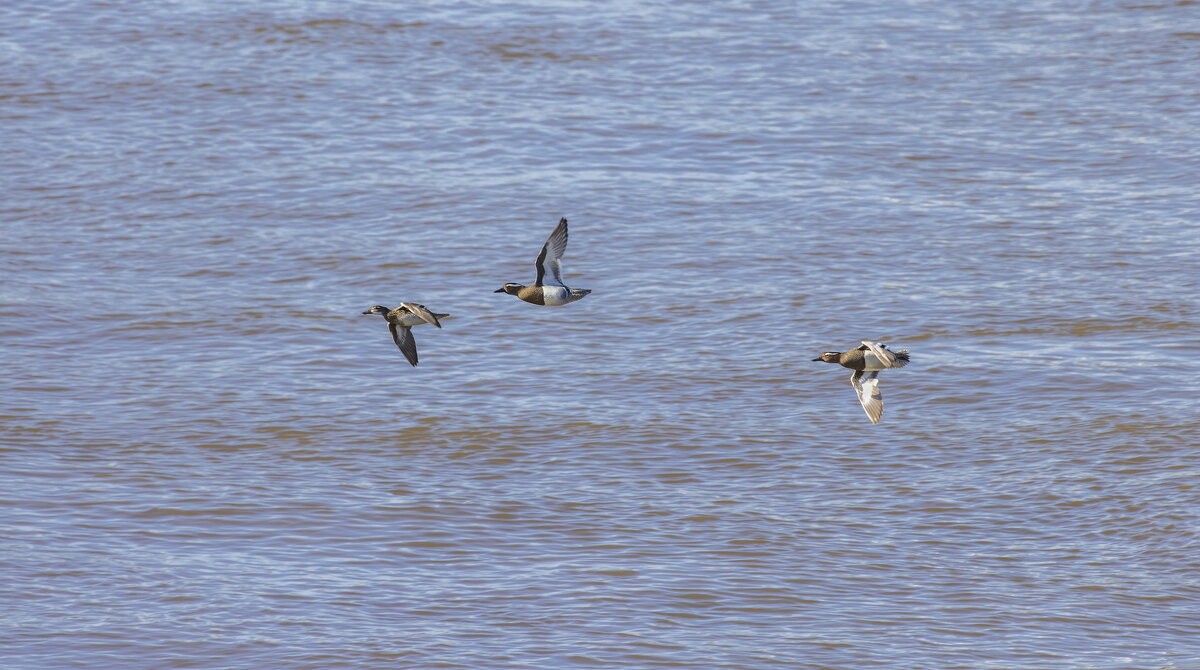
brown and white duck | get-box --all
[362,303,447,366]
[494,217,592,306]
[813,341,910,424]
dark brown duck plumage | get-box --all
[362,303,448,367]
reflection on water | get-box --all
[2,0,1199,668]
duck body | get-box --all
[813,341,910,424]
[362,303,447,366]
[494,217,591,306]
[816,344,908,372]
[496,282,591,306]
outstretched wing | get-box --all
[860,341,909,370]
[389,323,420,366]
[534,217,569,287]
[398,302,442,328]
[851,370,884,424]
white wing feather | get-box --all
[851,370,884,424]
[860,341,909,370]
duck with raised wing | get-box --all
[494,216,592,306]
[813,341,910,424]
[362,303,447,367]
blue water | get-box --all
[2,1,1199,668]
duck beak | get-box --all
[361,309,374,315]
[811,357,823,361]
[493,287,506,293]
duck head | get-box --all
[813,352,842,364]
[494,283,523,295]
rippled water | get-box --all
[3,1,1199,668]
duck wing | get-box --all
[389,323,420,366]
[398,302,443,328]
[850,370,884,424]
[534,217,569,287]
[860,341,909,370]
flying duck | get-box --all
[362,303,447,366]
[494,217,592,306]
[813,341,910,424]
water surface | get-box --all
[3,1,1199,668]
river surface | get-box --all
[3,1,1199,668]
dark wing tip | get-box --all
[389,323,420,366]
